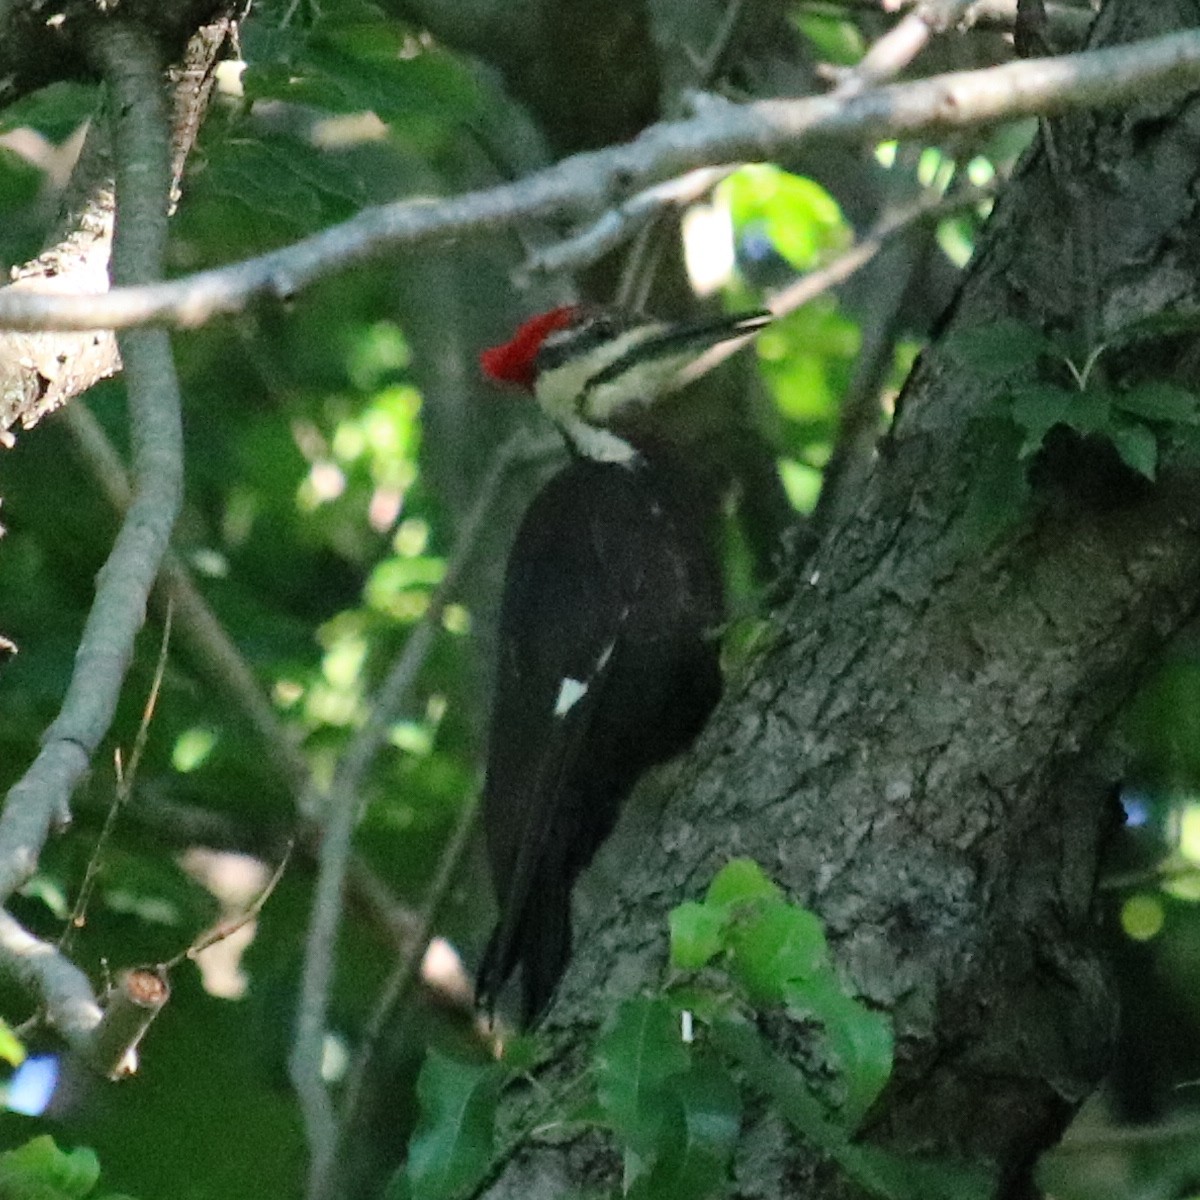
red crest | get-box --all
[479,306,580,390]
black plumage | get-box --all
[476,444,723,1023]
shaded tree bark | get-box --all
[489,0,1200,1196]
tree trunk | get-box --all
[490,1,1200,1195]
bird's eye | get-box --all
[589,314,617,340]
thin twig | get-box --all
[61,401,427,952]
[159,840,294,970]
[59,604,174,956]
[0,20,180,1065]
[834,0,980,95]
[331,791,482,1194]
[690,0,749,85]
[521,166,735,281]
[610,6,749,309]
[680,180,996,386]
[0,30,1197,333]
[291,431,548,1199]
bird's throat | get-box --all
[560,416,638,465]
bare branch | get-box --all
[0,21,181,1059]
[290,432,550,1196]
[680,180,995,385]
[330,790,481,1200]
[800,0,1095,42]
[90,966,170,1079]
[0,29,1196,333]
[520,166,735,280]
[834,0,980,93]
[0,14,238,437]
[0,910,103,1050]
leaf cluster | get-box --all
[949,317,1200,539]
[388,860,990,1200]
[0,1136,135,1200]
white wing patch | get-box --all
[554,676,589,717]
[553,640,617,718]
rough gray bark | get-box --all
[0,0,232,109]
[489,0,1200,1196]
[0,6,240,438]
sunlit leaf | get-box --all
[0,1136,100,1200]
[0,1018,25,1068]
[728,901,829,1005]
[723,166,849,271]
[704,858,782,909]
[784,972,893,1127]
[670,900,728,971]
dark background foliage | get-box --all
[1,1,1200,1198]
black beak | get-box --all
[637,310,772,360]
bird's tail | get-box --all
[476,869,572,1027]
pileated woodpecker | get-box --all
[476,305,770,1023]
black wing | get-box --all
[477,456,722,1021]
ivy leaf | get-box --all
[631,1057,741,1200]
[785,973,893,1127]
[595,996,689,1174]
[728,901,829,1005]
[670,901,729,971]
[399,1050,504,1200]
[715,1020,983,1200]
[711,1017,843,1151]
[1113,382,1200,426]
[946,320,1054,382]
[705,858,782,908]
[1110,420,1158,480]
[1009,384,1112,456]
[0,1137,101,1200]
[838,1143,995,1200]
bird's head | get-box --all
[481,305,770,462]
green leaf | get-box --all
[631,1057,741,1200]
[714,1021,983,1200]
[793,12,865,66]
[1110,421,1158,480]
[946,320,1054,382]
[723,166,849,271]
[1106,308,1200,351]
[785,973,893,1127]
[711,1018,842,1151]
[838,1143,995,1200]
[669,901,729,971]
[0,1137,101,1200]
[705,859,782,909]
[595,997,689,1162]
[401,1051,505,1200]
[728,901,829,1005]
[1113,382,1200,426]
[1009,383,1107,456]
[0,82,97,142]
[0,1017,25,1067]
